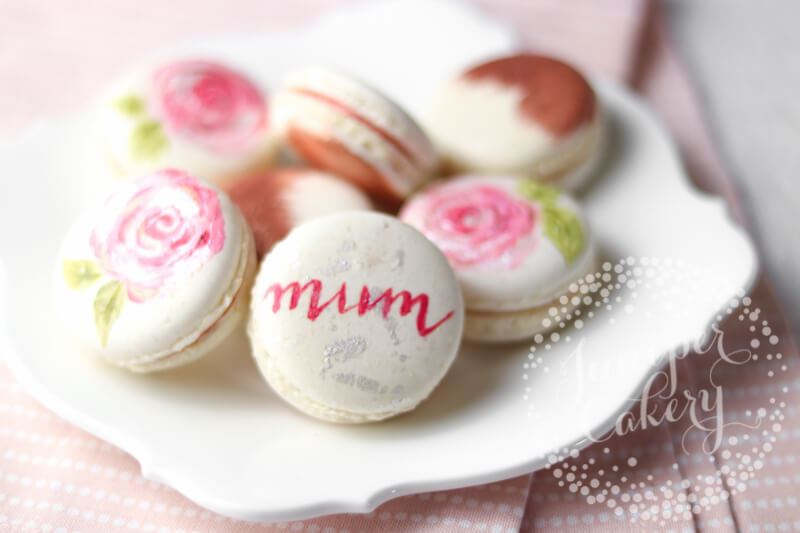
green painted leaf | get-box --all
[518,180,561,206]
[93,280,125,348]
[542,204,585,264]
[63,260,102,289]
[130,120,168,160]
[114,95,145,117]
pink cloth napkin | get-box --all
[2,1,797,532]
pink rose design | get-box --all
[416,184,537,269]
[152,60,267,153]
[90,169,226,302]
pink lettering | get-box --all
[263,280,454,337]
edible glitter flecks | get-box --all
[322,240,357,276]
[321,336,367,378]
[333,372,381,393]
[391,250,405,271]
[323,256,351,276]
[323,336,367,360]
[391,351,409,362]
[384,316,401,346]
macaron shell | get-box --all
[280,171,372,223]
[248,320,406,423]
[425,56,602,188]
[275,92,421,202]
[55,176,248,367]
[125,224,257,372]
[273,68,437,201]
[464,54,596,136]
[248,212,463,423]
[227,169,372,257]
[400,176,595,312]
[96,60,278,187]
[285,125,407,203]
[279,68,437,171]
[463,257,595,343]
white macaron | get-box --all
[95,58,278,188]
[54,169,256,372]
[401,175,595,342]
[248,212,464,423]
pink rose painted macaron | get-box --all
[96,59,278,188]
[55,169,257,372]
[272,67,438,206]
[248,212,464,423]
[425,54,603,190]
[401,175,595,342]
[227,168,372,258]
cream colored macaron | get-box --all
[54,169,256,372]
[425,54,603,191]
[248,212,464,423]
[401,175,595,342]
[95,58,278,188]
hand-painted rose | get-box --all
[401,175,595,343]
[152,60,267,153]
[56,168,257,372]
[98,59,278,188]
[89,169,225,302]
[403,182,538,269]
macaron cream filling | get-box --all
[289,88,421,171]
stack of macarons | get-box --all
[55,51,603,423]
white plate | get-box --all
[0,0,757,523]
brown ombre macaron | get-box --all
[272,67,438,206]
[227,168,372,258]
[425,54,604,191]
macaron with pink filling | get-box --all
[272,67,438,206]
[95,59,278,188]
[54,169,257,372]
[227,168,373,258]
[425,54,603,190]
[401,175,595,342]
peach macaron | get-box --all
[272,67,438,206]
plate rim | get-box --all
[0,78,758,522]
[0,1,758,519]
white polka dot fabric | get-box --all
[0,369,529,532]
[2,1,798,532]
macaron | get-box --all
[248,212,464,423]
[400,175,595,342]
[55,169,257,372]
[95,58,278,188]
[227,168,372,258]
[272,67,438,206]
[425,54,603,190]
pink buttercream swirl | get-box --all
[90,169,226,302]
[417,184,537,269]
[152,60,267,153]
